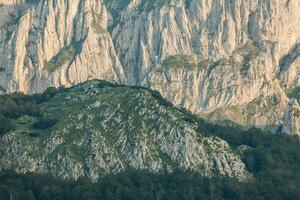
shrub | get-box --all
[32,118,57,130]
[0,115,14,136]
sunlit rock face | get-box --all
[1,0,300,135]
[0,0,125,94]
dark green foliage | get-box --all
[286,86,300,102]
[0,87,65,136]
[97,80,123,88]
[179,109,300,199]
[0,86,64,119]
[32,117,57,130]
[1,166,300,200]
[0,115,15,136]
[25,0,42,4]
[0,93,41,118]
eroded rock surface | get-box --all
[0,80,249,181]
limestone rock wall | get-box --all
[0,0,300,135]
[0,0,125,93]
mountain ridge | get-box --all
[0,80,249,181]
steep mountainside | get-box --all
[0,0,125,93]
[0,80,248,181]
[0,0,300,135]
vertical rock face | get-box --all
[0,0,125,93]
[111,0,300,82]
[0,0,300,135]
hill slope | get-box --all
[0,80,248,181]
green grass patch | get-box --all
[92,11,106,34]
[161,54,211,70]
[45,41,82,73]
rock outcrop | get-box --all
[0,80,249,181]
[283,99,300,136]
[1,0,300,135]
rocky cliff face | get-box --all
[0,0,125,93]
[0,80,249,181]
[1,0,300,135]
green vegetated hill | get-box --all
[0,80,300,200]
[0,80,248,181]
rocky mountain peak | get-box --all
[0,80,249,181]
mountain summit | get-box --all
[0,80,248,181]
